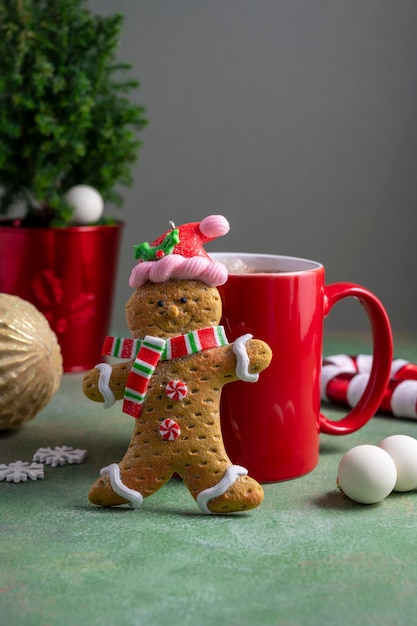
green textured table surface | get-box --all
[2,334,417,626]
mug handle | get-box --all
[319,282,393,435]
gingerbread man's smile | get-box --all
[153,298,193,334]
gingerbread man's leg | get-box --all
[88,460,173,508]
[182,457,264,514]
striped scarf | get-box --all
[102,326,228,418]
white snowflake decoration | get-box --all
[0,461,44,483]
[33,446,87,467]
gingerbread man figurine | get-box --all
[83,215,272,514]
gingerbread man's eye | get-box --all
[179,296,188,304]
[157,300,165,307]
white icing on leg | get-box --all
[100,463,143,509]
[95,363,116,408]
[232,334,259,382]
[196,465,248,514]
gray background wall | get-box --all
[89,0,417,338]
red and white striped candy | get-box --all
[165,379,188,401]
[321,354,417,419]
[159,418,181,441]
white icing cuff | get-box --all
[233,334,259,382]
[100,463,143,509]
[196,465,248,514]
[96,363,116,408]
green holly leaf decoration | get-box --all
[134,228,180,261]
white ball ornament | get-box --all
[66,184,104,225]
[337,444,397,504]
[378,435,417,492]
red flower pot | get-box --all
[0,220,123,372]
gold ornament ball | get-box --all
[0,294,63,429]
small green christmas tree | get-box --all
[0,0,147,226]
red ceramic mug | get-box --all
[211,253,393,483]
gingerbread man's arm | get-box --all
[82,360,134,403]
[210,338,272,385]
[243,338,272,377]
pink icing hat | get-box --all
[129,215,230,288]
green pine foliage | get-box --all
[0,0,147,226]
